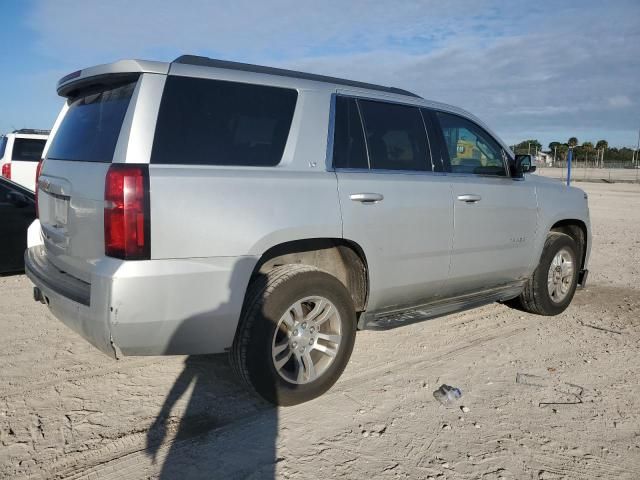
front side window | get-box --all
[332,96,368,169]
[358,100,431,171]
[152,76,297,166]
[436,111,506,176]
[12,138,47,162]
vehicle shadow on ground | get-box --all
[144,260,279,479]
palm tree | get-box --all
[567,138,579,165]
[549,142,561,164]
[582,142,593,168]
[595,140,608,167]
[557,144,569,162]
[582,141,594,165]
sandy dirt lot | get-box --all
[1,182,639,480]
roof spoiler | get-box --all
[56,59,169,97]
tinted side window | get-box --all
[152,76,297,166]
[48,82,136,162]
[436,111,506,176]
[332,97,368,169]
[359,100,430,171]
[12,138,46,162]
[0,137,7,159]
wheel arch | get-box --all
[252,238,369,312]
[550,219,588,270]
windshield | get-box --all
[47,81,136,162]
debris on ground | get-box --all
[433,384,462,405]
[579,321,623,335]
[516,373,585,407]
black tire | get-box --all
[509,232,579,315]
[230,264,357,406]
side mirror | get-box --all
[512,154,537,177]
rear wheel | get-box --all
[509,232,579,315]
[230,265,356,406]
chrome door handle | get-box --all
[457,194,482,203]
[350,193,384,203]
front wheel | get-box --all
[230,265,356,406]
[510,232,579,316]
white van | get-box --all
[0,129,49,191]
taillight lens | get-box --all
[35,160,43,217]
[1,163,10,179]
[104,164,150,260]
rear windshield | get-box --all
[47,82,136,162]
[12,138,46,161]
[151,76,297,166]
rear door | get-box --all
[432,110,537,295]
[334,95,453,311]
[39,77,141,282]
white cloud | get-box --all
[608,95,632,108]
[24,0,640,147]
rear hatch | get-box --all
[38,78,139,282]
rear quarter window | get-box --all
[0,137,7,159]
[47,82,136,163]
[12,138,47,162]
[151,76,298,166]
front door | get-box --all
[433,110,537,295]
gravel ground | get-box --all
[1,182,639,480]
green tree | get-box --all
[595,140,608,167]
[555,143,569,161]
[514,139,542,155]
[582,141,594,163]
[549,141,561,151]
[568,137,579,147]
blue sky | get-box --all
[1,0,638,149]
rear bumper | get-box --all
[25,246,257,357]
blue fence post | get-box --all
[567,148,573,186]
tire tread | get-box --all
[516,232,575,316]
[229,264,320,395]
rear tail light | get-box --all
[1,163,10,179]
[104,164,150,260]
[35,160,43,217]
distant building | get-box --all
[534,151,553,166]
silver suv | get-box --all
[25,56,591,405]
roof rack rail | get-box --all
[13,128,50,135]
[172,55,422,99]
